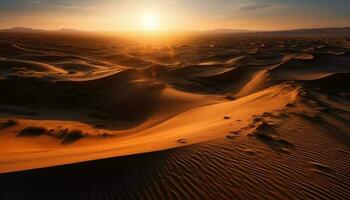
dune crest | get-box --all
[0,33,349,199]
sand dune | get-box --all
[0,59,65,76]
[0,33,349,199]
[270,54,350,80]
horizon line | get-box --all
[1,25,350,33]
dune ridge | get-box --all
[0,33,349,199]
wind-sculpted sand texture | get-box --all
[0,33,350,199]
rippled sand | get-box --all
[0,32,349,199]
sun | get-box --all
[141,13,159,30]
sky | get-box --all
[1,0,350,31]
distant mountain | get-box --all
[57,28,83,33]
[260,27,350,36]
[0,27,83,33]
[201,27,350,36]
[208,29,254,33]
[0,27,44,33]
[1,26,350,36]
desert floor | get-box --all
[0,33,349,199]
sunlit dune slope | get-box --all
[0,33,350,199]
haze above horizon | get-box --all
[1,0,350,31]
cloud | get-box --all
[31,0,95,10]
[238,1,276,11]
[46,0,79,8]
[30,0,41,3]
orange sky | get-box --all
[1,0,350,31]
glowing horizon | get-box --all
[1,0,350,32]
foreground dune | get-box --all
[0,83,299,173]
[0,33,349,199]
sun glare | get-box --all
[141,13,159,30]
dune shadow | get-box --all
[59,129,84,144]
[0,149,175,200]
[16,126,86,144]
[0,72,165,131]
[17,126,47,137]
[0,119,17,129]
[251,122,295,153]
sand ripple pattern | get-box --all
[1,111,350,200]
[0,33,350,200]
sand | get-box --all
[0,32,350,199]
